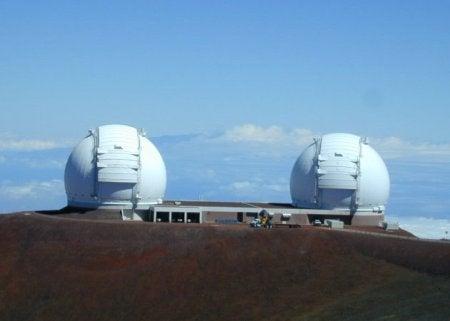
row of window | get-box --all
[149,211,201,223]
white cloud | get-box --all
[0,180,65,200]
[224,124,286,143]
[222,124,315,146]
[397,216,450,240]
[227,181,257,194]
[219,123,450,161]
[0,134,72,151]
[290,128,317,146]
[18,158,66,169]
[225,179,289,197]
[0,139,60,151]
[371,136,450,160]
[266,183,289,193]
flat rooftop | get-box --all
[162,200,296,209]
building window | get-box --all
[172,212,185,223]
[156,211,169,222]
[187,212,200,223]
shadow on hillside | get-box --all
[35,207,92,215]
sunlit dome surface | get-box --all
[65,124,166,209]
[290,133,390,212]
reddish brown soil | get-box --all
[0,213,449,321]
[344,225,416,237]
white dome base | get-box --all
[68,199,162,210]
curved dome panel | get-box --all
[290,133,390,212]
[358,144,390,208]
[64,124,166,209]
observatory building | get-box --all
[290,133,390,213]
[64,127,389,226]
[65,124,166,209]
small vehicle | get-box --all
[312,219,322,226]
[250,218,261,228]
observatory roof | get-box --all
[162,200,295,209]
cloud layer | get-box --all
[396,216,450,239]
[0,179,65,200]
[223,124,316,146]
[371,136,450,160]
[220,124,450,161]
[0,134,72,151]
[0,179,66,213]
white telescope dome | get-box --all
[290,133,390,212]
[65,124,166,209]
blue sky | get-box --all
[1,1,450,140]
[0,1,449,238]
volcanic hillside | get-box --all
[1,213,450,321]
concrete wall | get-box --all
[203,211,239,223]
[351,214,384,226]
[270,213,309,225]
[147,204,383,226]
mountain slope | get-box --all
[0,213,449,321]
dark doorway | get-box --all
[172,212,185,223]
[187,212,200,223]
[237,212,243,222]
[156,212,169,222]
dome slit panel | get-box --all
[96,125,140,185]
[96,153,139,183]
[316,134,360,191]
